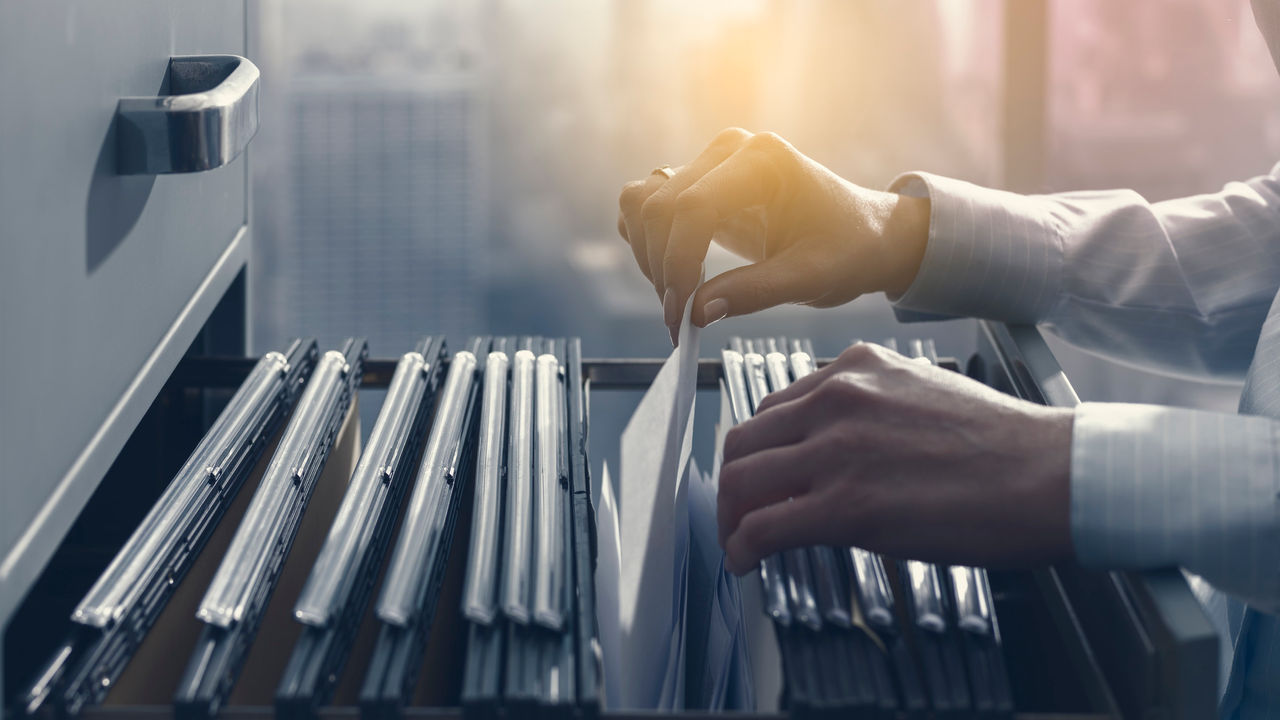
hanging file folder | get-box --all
[22,339,318,717]
[360,338,485,719]
[174,338,367,720]
[275,337,448,719]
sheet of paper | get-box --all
[617,298,701,708]
[591,402,604,513]
[711,381,731,493]
[705,398,754,711]
[712,381,772,710]
[595,462,623,707]
[658,465,689,711]
[686,457,738,710]
[724,614,756,711]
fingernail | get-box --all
[668,324,679,348]
[700,297,729,327]
[662,287,678,327]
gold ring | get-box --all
[651,165,676,180]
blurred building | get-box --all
[252,2,490,360]
[280,74,488,353]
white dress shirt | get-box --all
[889,164,1280,718]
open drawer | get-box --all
[6,325,1214,719]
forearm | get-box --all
[888,168,1280,379]
[888,172,1066,323]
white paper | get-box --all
[595,462,623,707]
[724,584,756,711]
[712,381,776,710]
[687,457,734,709]
[591,384,603,512]
[711,381,732,493]
[617,298,701,708]
[739,565,783,712]
[701,397,756,711]
[658,465,689,710]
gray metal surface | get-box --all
[80,706,1112,719]
[0,0,251,689]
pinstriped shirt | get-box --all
[889,166,1280,718]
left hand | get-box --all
[717,342,1075,575]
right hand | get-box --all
[616,128,931,344]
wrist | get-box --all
[880,193,930,298]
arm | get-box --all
[716,344,1280,611]
[616,130,1280,604]
[892,167,1280,379]
[1071,402,1280,611]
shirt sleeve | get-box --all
[889,167,1280,380]
[1071,402,1280,611]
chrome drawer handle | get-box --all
[116,54,259,174]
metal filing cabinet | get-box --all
[0,1,256,700]
[0,5,1222,718]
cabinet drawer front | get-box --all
[0,0,249,621]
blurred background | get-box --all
[243,0,1280,464]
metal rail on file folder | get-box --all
[565,337,602,714]
[76,350,291,630]
[175,338,365,720]
[359,338,486,718]
[501,349,536,625]
[461,348,512,625]
[900,340,951,637]
[762,351,822,632]
[293,342,441,628]
[788,340,899,636]
[22,340,318,717]
[275,337,445,717]
[786,350,853,630]
[197,346,356,629]
[532,353,567,631]
[719,349,791,627]
[376,348,480,627]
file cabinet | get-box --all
[0,1,254,701]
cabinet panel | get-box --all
[0,0,249,626]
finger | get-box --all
[722,398,809,464]
[753,354,838,413]
[688,246,813,327]
[619,175,667,285]
[667,134,794,328]
[753,342,877,413]
[724,493,828,575]
[717,443,814,548]
[710,207,768,262]
[642,128,753,297]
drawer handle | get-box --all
[116,54,259,174]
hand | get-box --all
[616,128,930,344]
[717,343,1075,575]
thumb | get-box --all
[690,251,812,327]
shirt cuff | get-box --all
[1070,402,1280,605]
[887,172,1065,324]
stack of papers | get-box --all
[595,299,756,711]
[686,457,754,710]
